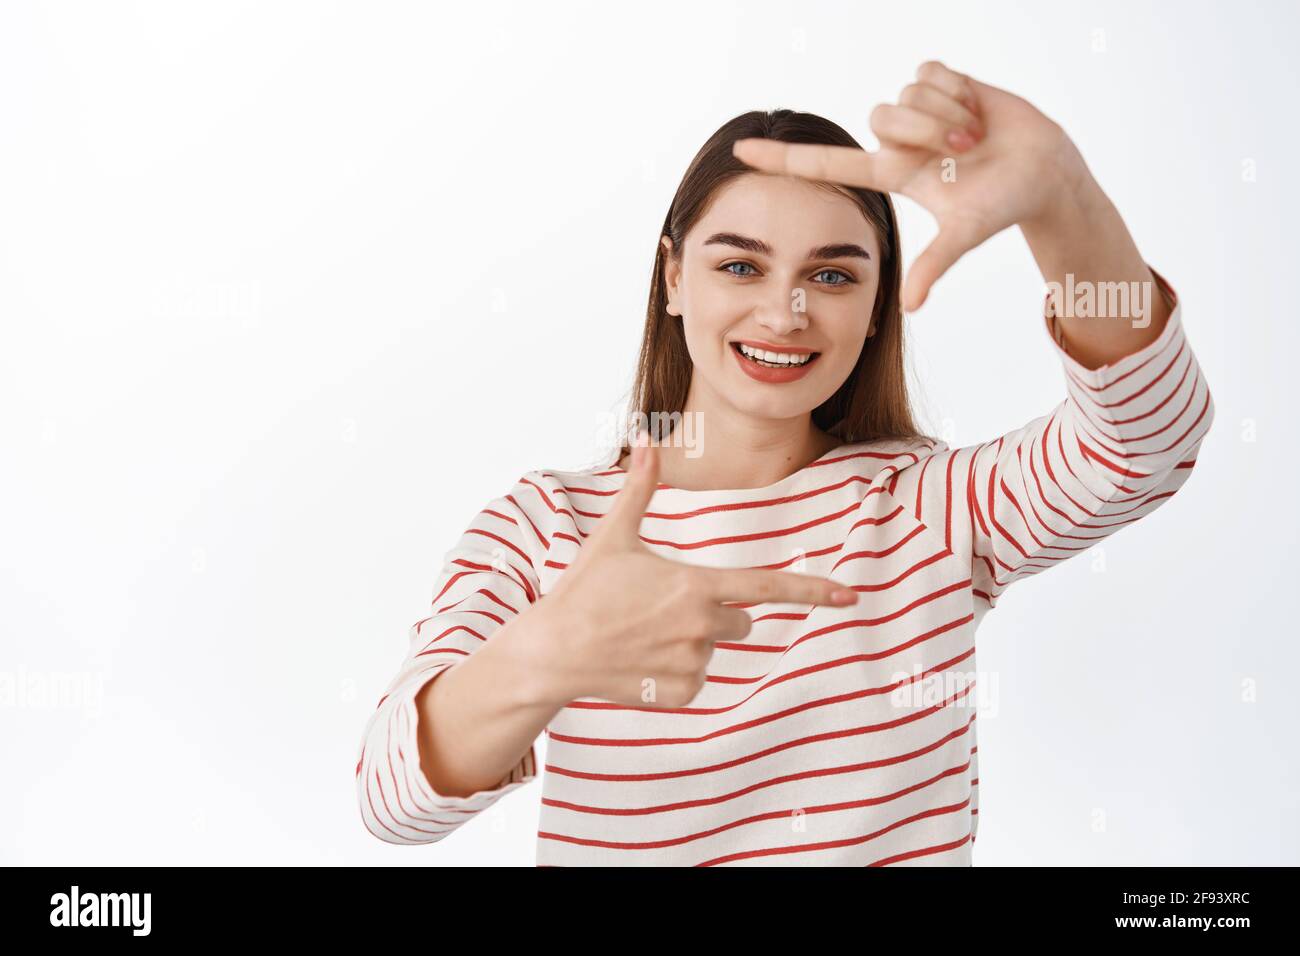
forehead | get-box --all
[688,171,880,257]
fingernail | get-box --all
[947,129,975,151]
[831,588,858,604]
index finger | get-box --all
[731,139,904,193]
[698,565,860,608]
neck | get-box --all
[622,398,841,491]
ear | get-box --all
[661,235,682,317]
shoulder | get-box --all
[499,457,624,521]
[847,435,952,482]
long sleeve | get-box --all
[963,264,1214,608]
[888,265,1214,611]
[356,475,548,845]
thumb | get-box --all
[902,219,979,313]
[602,429,660,542]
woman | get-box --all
[356,61,1214,865]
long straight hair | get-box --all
[614,108,933,463]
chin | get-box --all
[724,386,823,420]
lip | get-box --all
[730,339,817,355]
[729,341,821,384]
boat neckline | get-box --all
[597,438,935,496]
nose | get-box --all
[754,281,810,337]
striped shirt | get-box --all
[357,266,1213,865]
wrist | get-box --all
[493,598,581,711]
[1017,150,1134,285]
[1020,142,1106,241]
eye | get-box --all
[720,261,758,278]
[814,268,855,286]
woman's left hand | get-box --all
[732,60,1094,312]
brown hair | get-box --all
[615,108,934,463]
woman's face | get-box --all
[664,171,883,425]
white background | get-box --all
[2,0,1295,866]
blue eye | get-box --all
[815,269,854,286]
[721,261,757,277]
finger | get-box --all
[600,430,660,541]
[699,566,859,608]
[870,103,976,155]
[732,138,907,193]
[902,219,983,312]
[916,60,978,112]
[709,605,755,643]
[897,82,983,139]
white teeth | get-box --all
[737,344,812,365]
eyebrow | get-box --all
[701,232,872,261]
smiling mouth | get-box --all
[730,342,822,369]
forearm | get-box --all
[414,604,568,799]
[1018,157,1171,370]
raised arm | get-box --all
[731,60,1215,608]
[887,266,1212,608]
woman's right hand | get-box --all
[524,431,861,710]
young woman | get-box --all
[357,61,1214,865]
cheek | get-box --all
[684,276,745,324]
[680,287,741,349]
[820,295,874,346]
[819,343,866,388]
[810,299,873,381]
[681,325,730,375]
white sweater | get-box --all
[357,267,1214,865]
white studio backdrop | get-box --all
[1,0,1295,866]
